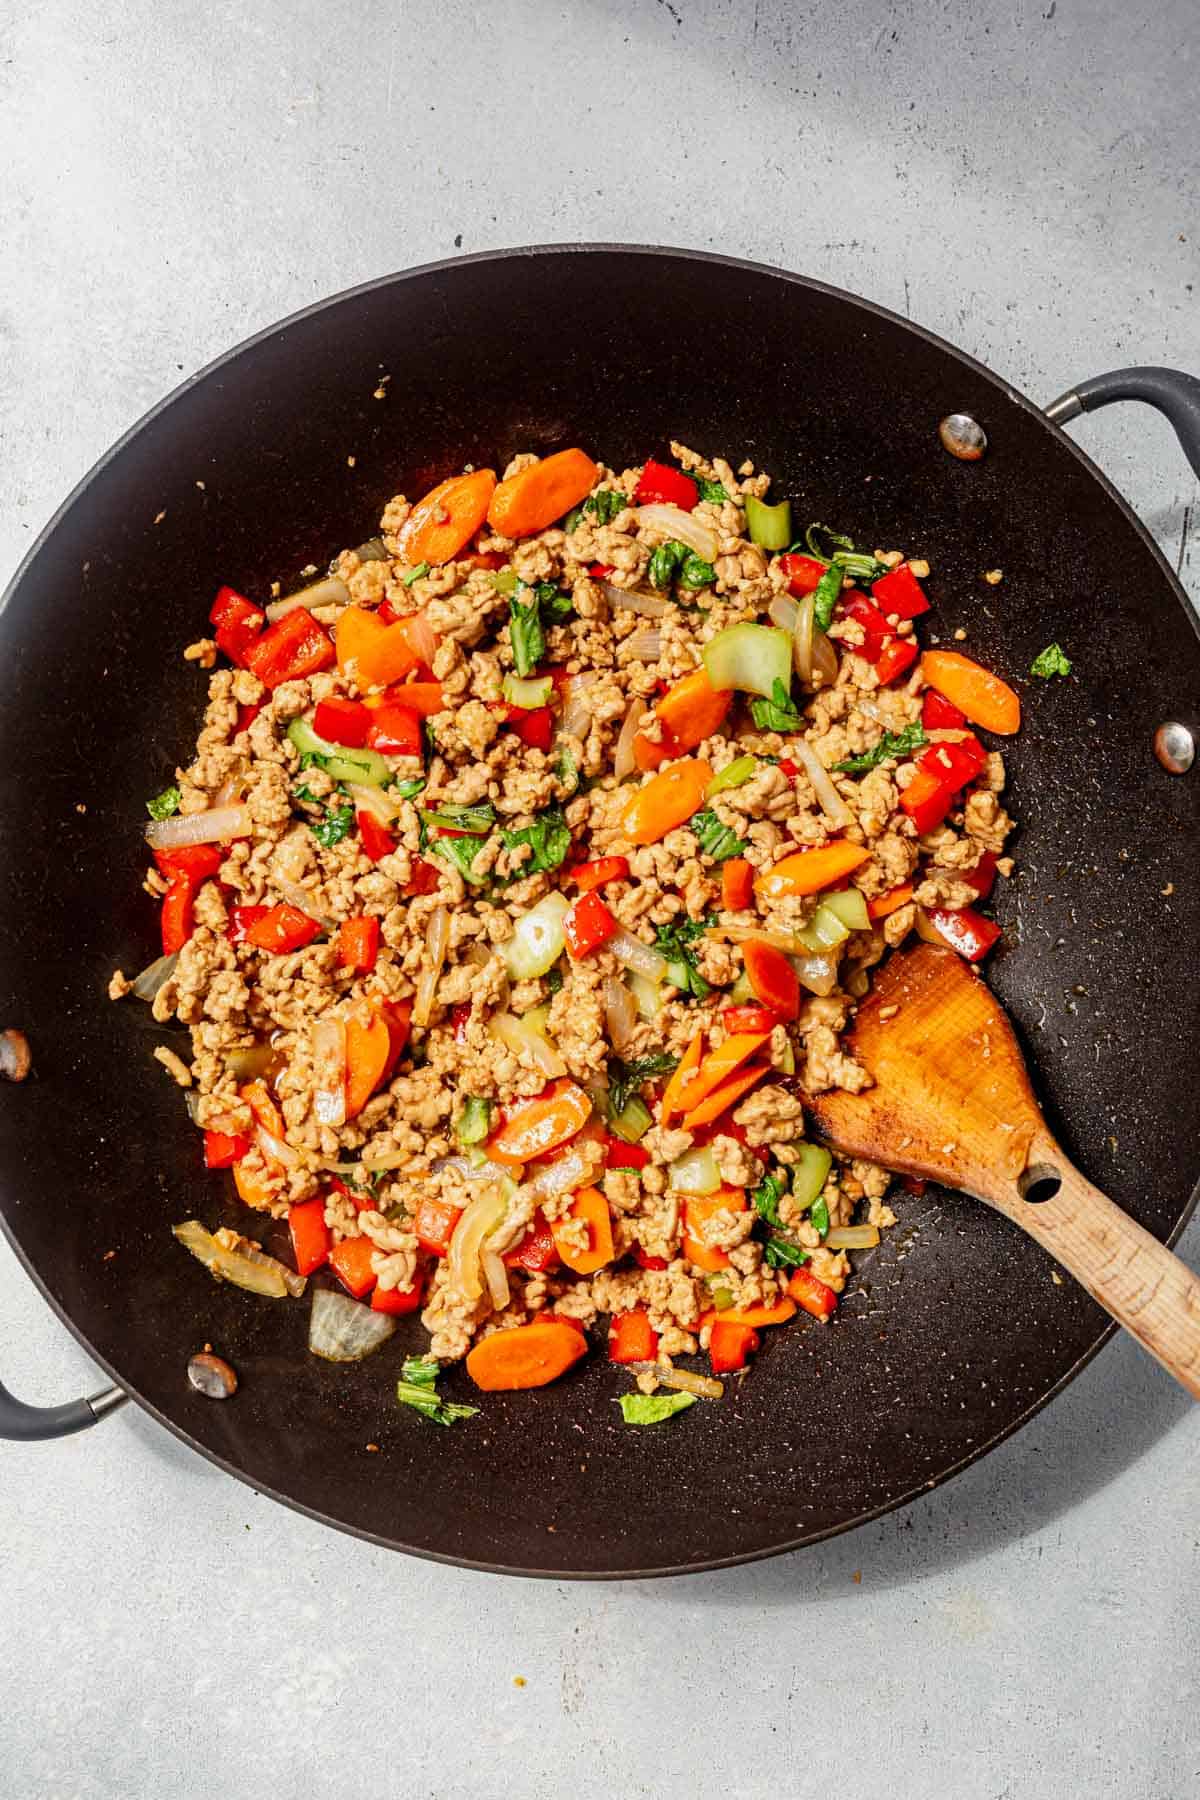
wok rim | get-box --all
[3,240,1197,1579]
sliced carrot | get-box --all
[754,839,871,901]
[466,1318,590,1391]
[365,679,445,718]
[633,667,733,770]
[487,448,600,540]
[721,857,754,911]
[700,1296,796,1329]
[487,1078,593,1167]
[659,1029,705,1124]
[675,1030,772,1117]
[336,606,422,689]
[344,1003,392,1119]
[868,882,914,921]
[921,649,1021,736]
[239,1079,285,1139]
[679,1061,770,1131]
[681,1188,748,1273]
[742,940,800,1020]
[397,468,496,567]
[622,757,713,845]
[551,1186,616,1276]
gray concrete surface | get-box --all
[1,2,1198,1796]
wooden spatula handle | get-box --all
[1008,1138,1200,1399]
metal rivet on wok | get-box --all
[188,1352,238,1399]
[938,413,987,460]
[1154,721,1194,775]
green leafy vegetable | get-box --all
[554,746,580,795]
[491,568,520,597]
[397,1356,479,1427]
[508,589,545,677]
[810,1196,830,1238]
[422,802,497,835]
[146,786,181,821]
[648,540,688,590]
[402,561,430,586]
[749,678,803,733]
[812,563,846,633]
[499,806,571,877]
[586,488,628,526]
[744,495,792,550]
[293,784,321,807]
[545,967,564,994]
[835,722,928,775]
[765,1238,809,1270]
[311,805,355,849]
[752,1169,788,1229]
[456,1096,493,1146]
[533,581,574,625]
[1031,642,1072,678]
[798,524,887,583]
[690,808,749,862]
[618,1391,697,1425]
[391,777,426,801]
[695,475,729,505]
[607,1051,680,1117]
[805,523,856,562]
[679,552,715,590]
[653,915,714,1001]
[431,834,490,886]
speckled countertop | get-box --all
[1,3,1197,1796]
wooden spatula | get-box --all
[807,943,1200,1399]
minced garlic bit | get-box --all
[907,558,930,578]
[984,568,1003,585]
[953,627,967,641]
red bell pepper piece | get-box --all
[203,1128,250,1169]
[837,593,893,663]
[898,766,956,835]
[329,1235,378,1299]
[243,902,323,954]
[572,855,630,893]
[226,904,270,943]
[375,679,444,718]
[721,858,754,912]
[918,738,986,792]
[634,459,698,510]
[152,844,224,883]
[965,849,999,899]
[503,1209,561,1273]
[288,1197,331,1276]
[563,891,618,959]
[356,811,396,864]
[376,998,413,1082]
[243,608,335,690]
[604,1135,650,1171]
[210,586,265,666]
[235,699,263,736]
[609,1309,659,1364]
[365,701,423,758]
[777,758,800,779]
[722,1003,785,1034]
[336,915,379,974]
[450,1003,471,1044]
[778,553,827,597]
[921,688,966,731]
[371,1273,425,1314]
[160,878,195,955]
[871,563,930,619]
[709,1321,760,1373]
[510,705,554,751]
[588,562,614,579]
[787,1266,838,1320]
[633,1245,668,1271]
[314,696,372,748]
[925,905,1002,962]
[413,1195,462,1258]
[404,857,442,896]
[327,1175,369,1215]
[875,637,919,685]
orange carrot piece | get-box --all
[675,1030,772,1117]
[754,839,871,902]
[681,1188,748,1273]
[239,1079,285,1139]
[679,1061,770,1131]
[344,1004,391,1119]
[487,448,600,539]
[921,650,1021,736]
[699,1296,796,1329]
[742,939,800,1020]
[487,1078,593,1167]
[622,757,713,845]
[396,469,497,567]
[721,858,754,911]
[465,1318,589,1391]
[659,1030,705,1124]
[551,1185,616,1276]
[365,679,445,718]
[335,606,421,689]
[868,882,914,921]
[633,667,733,770]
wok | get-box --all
[2,247,1198,1578]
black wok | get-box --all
[2,246,1198,1577]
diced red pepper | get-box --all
[329,1235,378,1299]
[203,1128,250,1169]
[371,1273,425,1314]
[572,856,630,893]
[404,857,442,896]
[921,688,966,731]
[634,459,698,510]
[160,878,195,955]
[365,700,423,758]
[837,593,893,663]
[709,1321,760,1374]
[563,891,618,959]
[413,1195,462,1258]
[777,758,801,779]
[778,553,827,597]
[508,705,554,752]
[336,915,379,974]
[226,904,270,943]
[721,857,754,912]
[722,1003,785,1034]
[788,1266,838,1320]
[243,902,323,954]
[875,637,920,685]
[965,850,999,899]
[918,738,986,791]
[925,905,1002,962]
[314,696,372,748]
[604,1135,650,1171]
[288,1197,331,1276]
[243,608,335,690]
[376,679,444,718]
[872,563,930,619]
[451,1003,471,1045]
[503,1208,560,1273]
[152,844,223,883]
[898,766,956,835]
[588,563,614,579]
[376,998,413,1082]
[327,1175,369,1215]
[235,700,263,737]
[609,1309,659,1364]
[356,811,396,864]
[210,586,265,666]
[633,1245,668,1271]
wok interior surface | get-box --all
[1,247,1198,1575]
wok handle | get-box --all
[0,1378,126,1441]
[1046,366,1200,482]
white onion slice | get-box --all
[481,1246,511,1312]
[608,927,667,983]
[131,950,178,1001]
[413,905,449,1028]
[603,581,671,619]
[768,594,798,633]
[633,504,718,562]
[266,575,350,623]
[603,976,638,1051]
[312,1016,347,1127]
[434,1153,516,1188]
[525,1147,591,1200]
[272,879,335,932]
[489,1011,566,1078]
[173,1220,290,1298]
[795,740,852,828]
[626,1361,725,1399]
[826,1224,881,1249]
[255,1122,299,1169]
[344,781,403,825]
[793,950,840,997]
[613,697,648,780]
[212,770,246,807]
[448,1184,510,1301]
[144,804,251,850]
[213,1228,307,1297]
[308,1287,396,1361]
[623,628,663,662]
[399,609,439,663]
[559,674,596,742]
[710,921,800,952]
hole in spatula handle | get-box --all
[1019,1164,1063,1205]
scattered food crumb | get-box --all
[1109,1136,1119,1153]
[107,969,132,1000]
[0,1028,32,1083]
[103,1249,117,1262]
[513,1675,527,1688]
[184,637,217,668]
[879,1004,899,1020]
[153,1045,193,1087]
[908,558,930,578]
[1161,883,1174,897]
[852,1569,862,1584]
[366,1441,380,1453]
[984,569,1003,585]
[953,626,967,641]
[270,580,281,597]
[1051,1271,1063,1286]
[374,375,391,400]
[154,510,166,525]
[75,802,86,814]
[196,480,206,491]
[300,563,318,578]
[347,455,357,468]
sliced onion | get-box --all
[812,628,839,686]
[490,1011,566,1078]
[273,878,335,932]
[448,1184,510,1301]
[481,1246,511,1311]
[623,628,663,661]
[434,1153,516,1188]
[826,1224,881,1249]
[413,905,449,1028]
[633,505,718,562]
[793,950,840,997]
[351,537,390,563]
[213,770,246,807]
[525,1147,591,1200]
[603,976,638,1051]
[312,1016,347,1128]
[613,697,649,781]
[710,921,801,952]
[626,1361,725,1399]
[608,926,667,983]
[144,804,251,850]
[345,781,403,825]
[603,581,671,619]
[668,1145,721,1195]
[795,740,852,828]
[400,609,439,663]
[255,1122,299,1169]
[173,1220,290,1297]
[266,575,349,623]
[559,674,596,742]
[131,950,178,1002]
[308,1286,396,1361]
[768,593,798,633]
[184,1090,202,1124]
[213,1228,307,1297]
[359,1148,410,1173]
[226,1043,278,1082]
